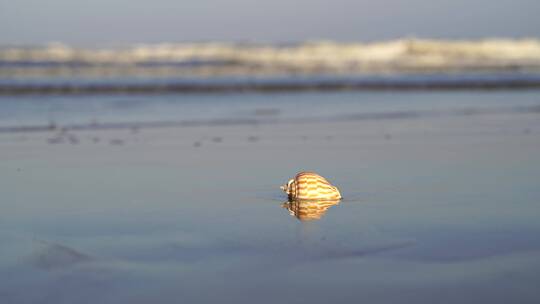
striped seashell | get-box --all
[282,199,340,221]
[280,171,342,200]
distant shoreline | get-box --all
[2,79,540,95]
[1,104,538,133]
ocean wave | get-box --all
[2,39,540,77]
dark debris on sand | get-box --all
[247,135,259,142]
[30,241,93,271]
[110,139,124,145]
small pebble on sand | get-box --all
[68,135,79,144]
[47,137,64,144]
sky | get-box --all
[0,0,539,46]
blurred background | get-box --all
[2,0,540,44]
[1,0,540,131]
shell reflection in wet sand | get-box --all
[282,199,341,221]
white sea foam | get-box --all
[2,39,540,75]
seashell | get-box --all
[280,171,342,200]
[282,199,340,221]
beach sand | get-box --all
[1,106,540,303]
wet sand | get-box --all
[1,109,540,303]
